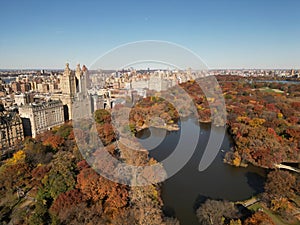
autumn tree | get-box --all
[31,164,51,187]
[76,166,129,219]
[23,138,53,166]
[264,170,296,200]
[49,189,85,222]
[96,122,116,145]
[42,132,64,150]
[196,199,238,225]
[94,109,111,124]
[244,211,275,225]
[128,185,164,225]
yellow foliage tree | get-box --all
[236,116,249,123]
[277,112,283,119]
[248,118,265,127]
[6,150,26,165]
[230,219,242,225]
[271,197,289,212]
[232,151,241,167]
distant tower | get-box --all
[74,64,88,98]
[291,69,295,76]
[57,63,77,120]
[60,63,76,97]
[52,63,91,121]
[75,63,83,93]
[82,65,90,89]
[72,64,91,120]
[81,65,88,95]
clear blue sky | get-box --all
[0,0,299,69]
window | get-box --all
[1,131,6,140]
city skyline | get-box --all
[0,0,300,69]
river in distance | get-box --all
[136,117,266,225]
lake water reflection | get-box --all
[136,118,265,225]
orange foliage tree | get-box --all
[244,211,275,225]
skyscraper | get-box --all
[52,63,91,120]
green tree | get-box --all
[94,109,111,124]
[42,152,77,199]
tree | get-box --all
[229,219,242,225]
[41,151,77,199]
[196,199,238,225]
[52,201,107,225]
[55,123,73,139]
[244,211,275,225]
[76,167,129,219]
[42,133,64,150]
[28,187,52,225]
[5,150,26,164]
[94,109,111,124]
[28,199,49,225]
[128,185,164,225]
[31,164,51,187]
[50,189,85,221]
[23,138,53,166]
[264,170,296,200]
[0,162,31,196]
[96,122,116,145]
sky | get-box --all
[0,0,300,69]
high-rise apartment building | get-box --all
[52,63,90,120]
[19,100,64,137]
[0,111,24,150]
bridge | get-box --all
[236,197,259,207]
[274,163,300,173]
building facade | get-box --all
[0,112,24,150]
[52,63,90,120]
[14,93,35,106]
[60,63,77,97]
[19,100,64,138]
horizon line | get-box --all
[0,67,299,71]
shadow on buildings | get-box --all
[63,105,69,121]
[21,118,32,137]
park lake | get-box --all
[137,117,266,225]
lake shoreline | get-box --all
[138,118,266,225]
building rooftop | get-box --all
[0,111,20,125]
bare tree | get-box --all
[196,199,238,225]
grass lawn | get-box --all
[259,87,284,93]
[248,202,261,211]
